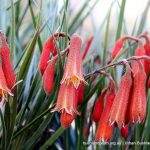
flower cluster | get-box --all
[39,32,150,139]
[93,34,150,142]
[39,34,89,128]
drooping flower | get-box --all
[133,44,146,75]
[56,83,79,128]
[111,36,142,59]
[108,64,132,128]
[93,87,108,123]
[61,35,87,88]
[129,62,147,123]
[43,58,56,95]
[38,36,58,75]
[95,91,115,142]
[51,82,80,115]
[111,37,125,59]
[0,32,16,90]
[121,125,129,138]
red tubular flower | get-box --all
[0,32,16,90]
[38,36,57,75]
[60,112,74,128]
[82,37,93,60]
[95,91,115,142]
[108,64,132,128]
[0,66,13,101]
[133,45,146,75]
[111,37,125,59]
[0,66,13,113]
[51,83,80,115]
[61,35,87,88]
[93,87,108,123]
[52,83,80,128]
[58,83,79,128]
[129,63,147,123]
[43,58,56,95]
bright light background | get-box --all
[67,0,150,36]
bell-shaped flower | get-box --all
[51,82,80,115]
[108,64,132,128]
[61,35,87,88]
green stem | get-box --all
[115,0,126,40]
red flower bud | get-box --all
[39,36,57,75]
[0,32,16,90]
[121,125,129,138]
[111,37,124,59]
[108,65,132,128]
[93,87,108,122]
[129,63,147,123]
[43,59,56,95]
[95,91,115,142]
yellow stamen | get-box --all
[71,76,80,88]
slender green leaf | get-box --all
[29,0,42,52]
[115,0,126,40]
[40,127,65,150]
[10,0,15,58]
[103,4,112,65]
[24,114,53,150]
[13,108,50,139]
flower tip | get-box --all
[60,112,74,128]
[50,107,58,113]
[121,125,129,138]
[72,34,82,42]
[8,90,14,97]
[111,38,124,59]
